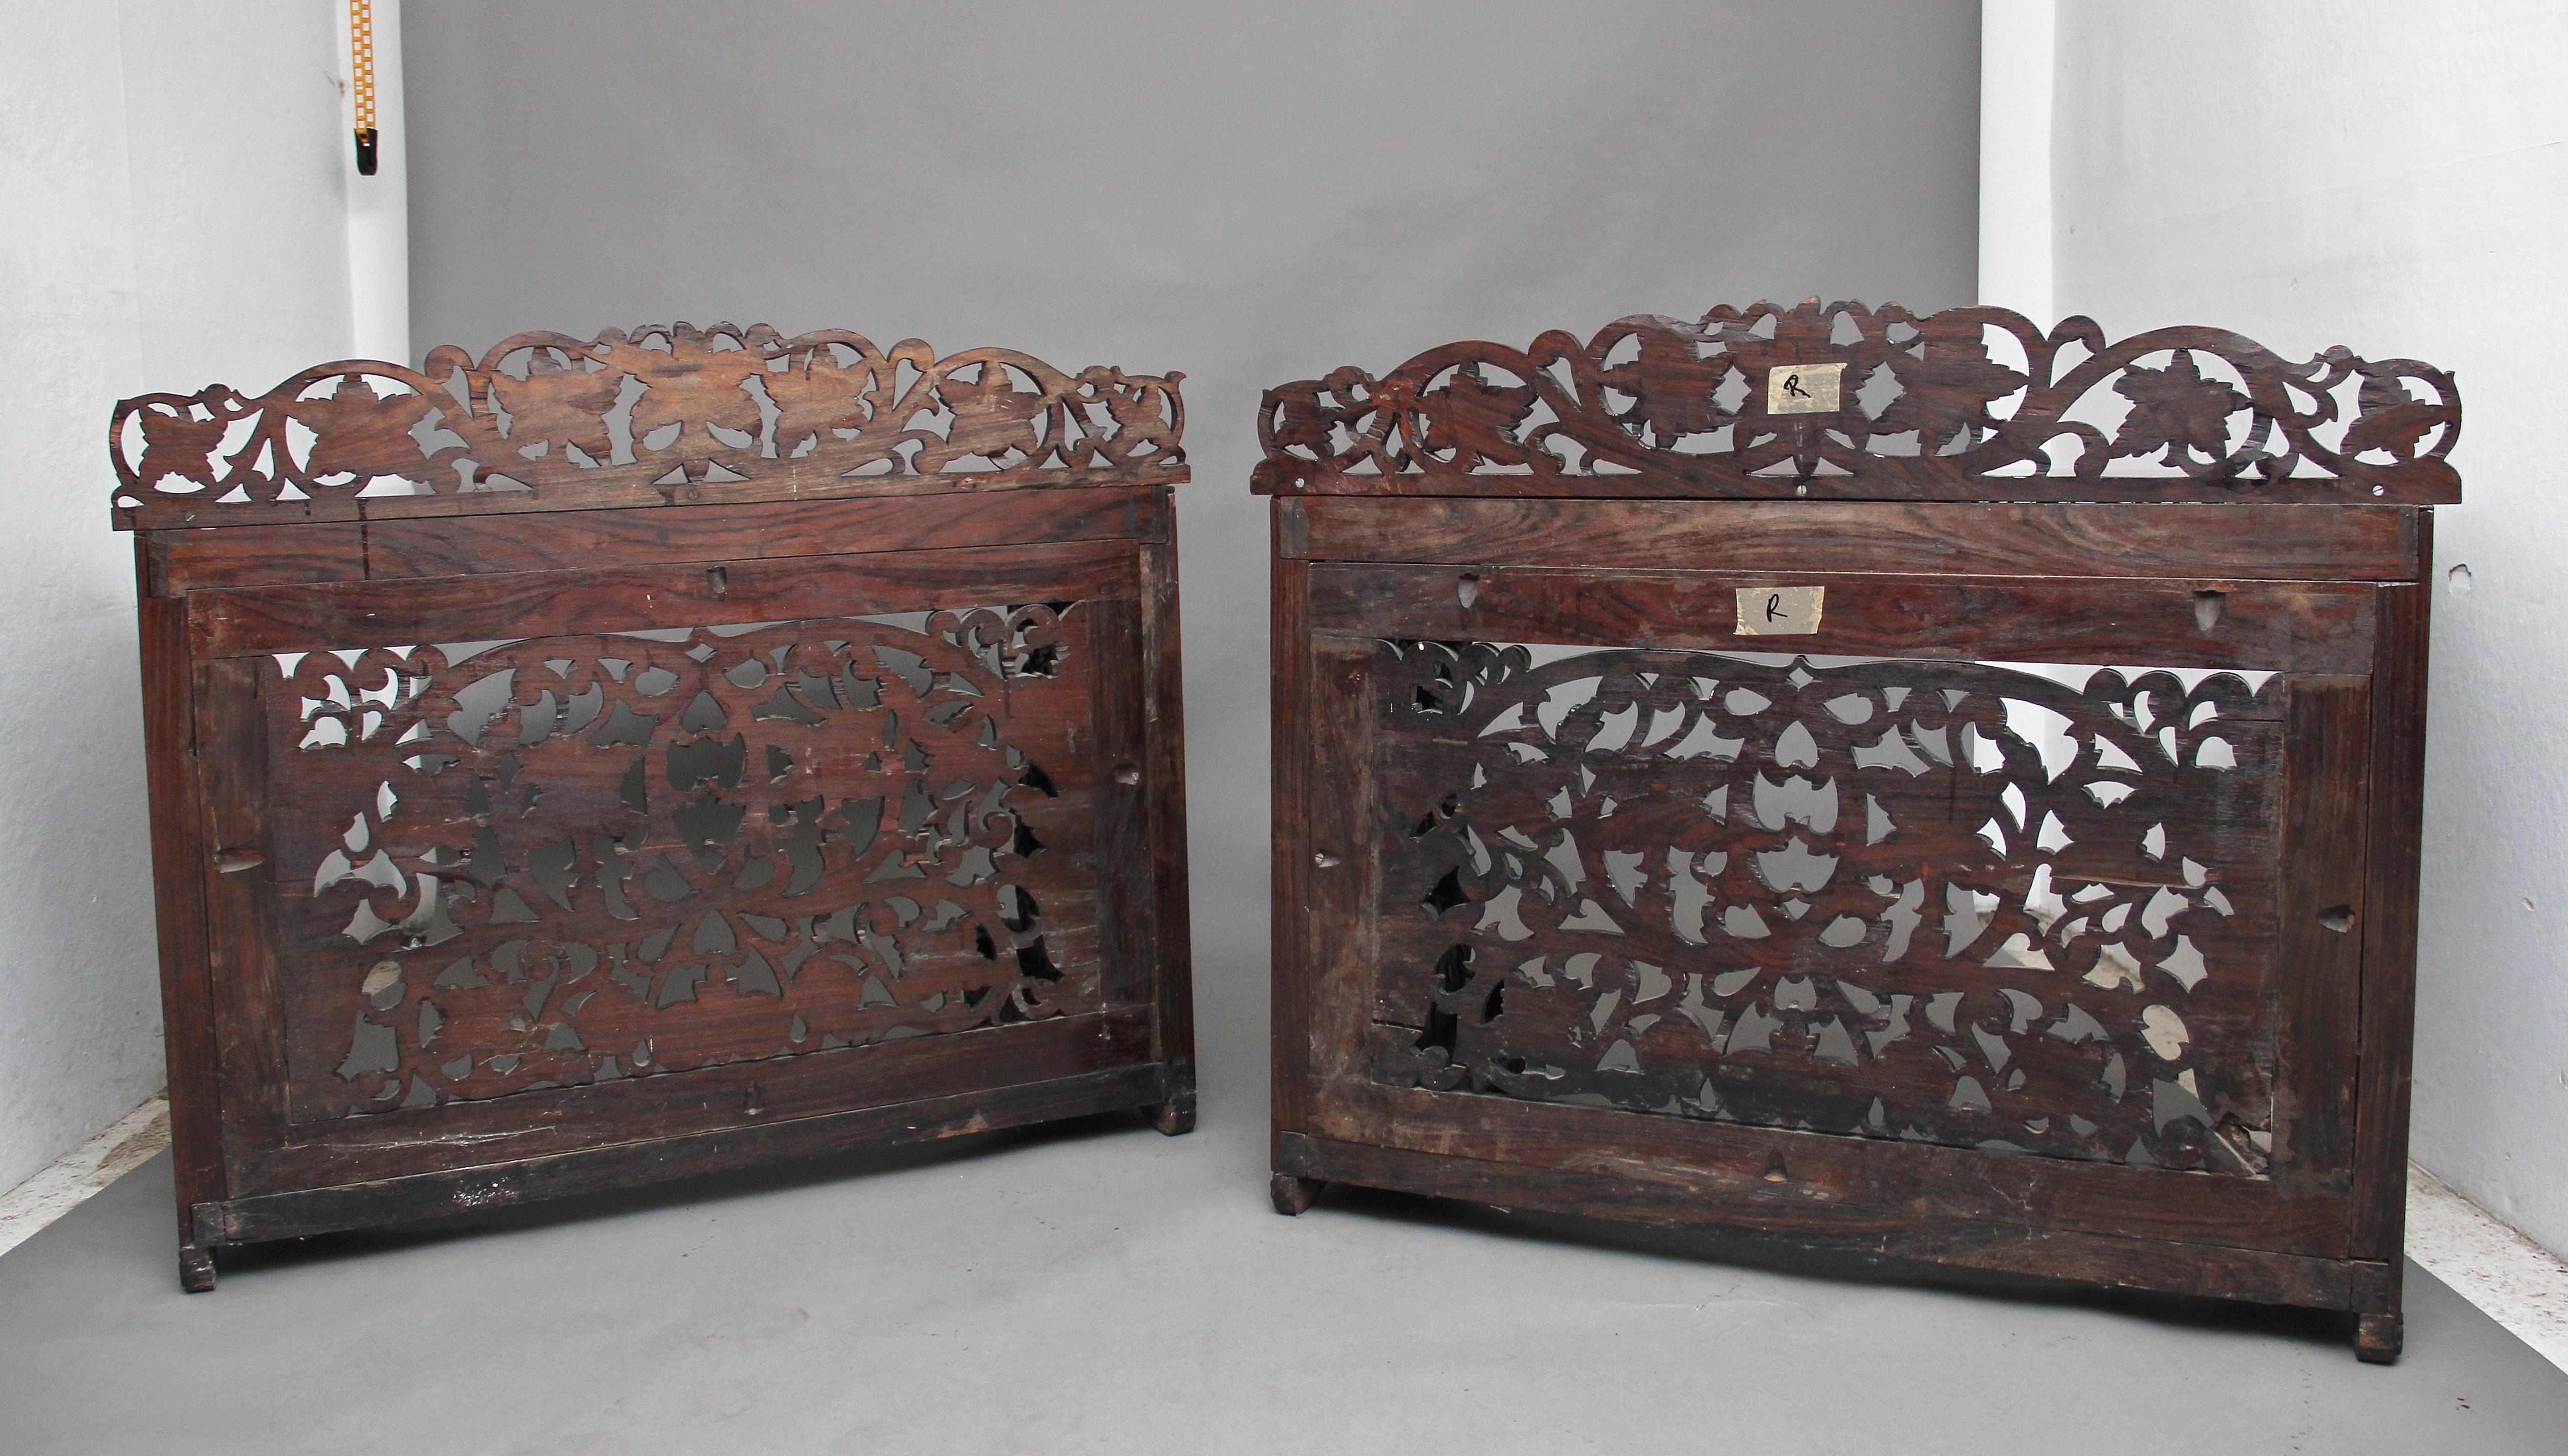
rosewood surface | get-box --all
[119,323,1196,1287]
[1261,298,2455,1363]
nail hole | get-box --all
[1762,1151,1789,1183]
[2448,563,2473,595]
[707,565,728,597]
[1457,573,1480,610]
[2194,590,2226,631]
[1313,851,1341,868]
[1113,763,1140,786]
[215,848,265,873]
[2319,906,2355,933]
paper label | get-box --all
[1766,361,1844,415]
[1735,585,1825,635]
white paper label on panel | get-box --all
[1735,586,1825,635]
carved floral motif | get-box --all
[1373,643,2280,1175]
[112,323,1186,527]
[279,607,1087,1118]
[1255,299,2458,500]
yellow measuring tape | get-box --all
[350,0,378,175]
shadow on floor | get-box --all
[1303,1179,2355,1351]
[211,1105,1162,1280]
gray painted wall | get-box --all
[403,0,1980,1108]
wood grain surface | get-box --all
[1254,297,2458,504]
[126,331,1195,1284]
[1265,369,2442,1356]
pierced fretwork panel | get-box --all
[268,606,1098,1120]
[1369,643,2284,1175]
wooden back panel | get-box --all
[121,325,1195,1269]
[1263,298,2456,1356]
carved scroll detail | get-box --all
[281,607,1088,1118]
[112,322,1186,528]
[1254,299,2458,501]
[1372,644,2280,1175]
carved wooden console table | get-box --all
[1257,299,2457,1361]
[114,323,1195,1288]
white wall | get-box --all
[337,0,410,364]
[1976,0,2054,318]
[0,0,355,1194]
[2045,2,2568,1254]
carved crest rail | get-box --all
[1254,298,2455,503]
[114,321,1185,528]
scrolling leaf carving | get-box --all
[111,323,1186,528]
[277,607,1091,1119]
[1254,299,2458,501]
[1371,643,2282,1176]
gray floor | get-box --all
[5,1095,2565,1455]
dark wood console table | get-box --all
[1257,298,2457,1361]
[114,323,1196,1287]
